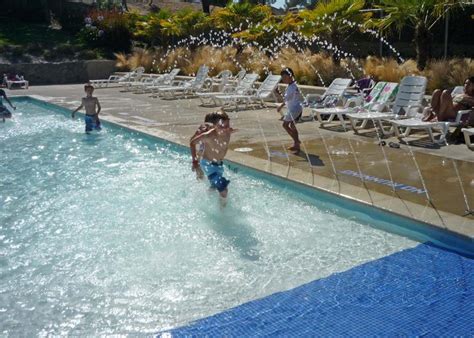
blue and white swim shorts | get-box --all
[85,115,101,132]
[200,159,230,192]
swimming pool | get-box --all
[1,98,472,335]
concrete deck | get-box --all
[6,84,474,241]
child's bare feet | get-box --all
[219,189,228,208]
[287,142,301,152]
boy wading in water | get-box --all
[0,89,15,122]
[277,67,303,153]
[72,84,102,133]
[190,112,223,180]
[190,111,235,205]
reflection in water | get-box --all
[204,202,260,261]
[81,132,104,145]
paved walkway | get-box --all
[7,84,474,240]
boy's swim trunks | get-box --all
[200,159,230,192]
[85,114,101,132]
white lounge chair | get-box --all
[312,81,398,128]
[390,85,472,144]
[390,108,472,145]
[155,65,209,99]
[214,74,282,110]
[210,70,233,91]
[90,67,145,88]
[346,76,427,137]
[131,68,180,94]
[6,78,29,90]
[462,128,474,149]
[451,85,464,96]
[197,73,259,106]
[228,69,246,86]
[121,74,155,92]
[306,78,353,110]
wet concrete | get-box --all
[6,84,474,239]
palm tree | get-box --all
[211,1,273,31]
[372,0,466,70]
[299,0,370,64]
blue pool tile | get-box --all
[167,244,474,336]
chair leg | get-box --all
[315,111,324,125]
[348,117,360,133]
[325,113,336,123]
[393,124,402,139]
[337,113,349,131]
[438,123,449,145]
[378,120,394,137]
[464,131,474,149]
[427,128,436,143]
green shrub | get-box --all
[25,42,44,56]
[43,49,61,61]
[55,43,76,57]
[78,49,101,60]
[79,9,132,53]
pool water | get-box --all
[0,100,420,335]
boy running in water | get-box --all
[72,84,102,133]
[0,89,15,122]
[190,111,235,204]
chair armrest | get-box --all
[171,80,185,86]
[108,75,122,81]
[344,95,363,108]
[454,109,472,124]
[304,94,324,107]
[305,93,323,101]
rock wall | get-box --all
[0,60,116,85]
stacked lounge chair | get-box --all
[154,65,209,99]
[312,81,399,128]
[131,68,181,94]
[307,78,353,108]
[214,74,282,110]
[90,67,145,88]
[197,73,259,106]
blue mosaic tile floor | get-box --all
[167,244,474,336]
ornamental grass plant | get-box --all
[117,47,473,91]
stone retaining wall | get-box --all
[0,60,116,85]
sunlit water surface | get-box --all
[0,101,416,335]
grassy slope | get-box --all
[0,17,79,47]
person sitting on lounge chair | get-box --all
[424,76,474,122]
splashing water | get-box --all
[0,100,417,335]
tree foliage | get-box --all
[298,0,371,63]
[369,0,467,69]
